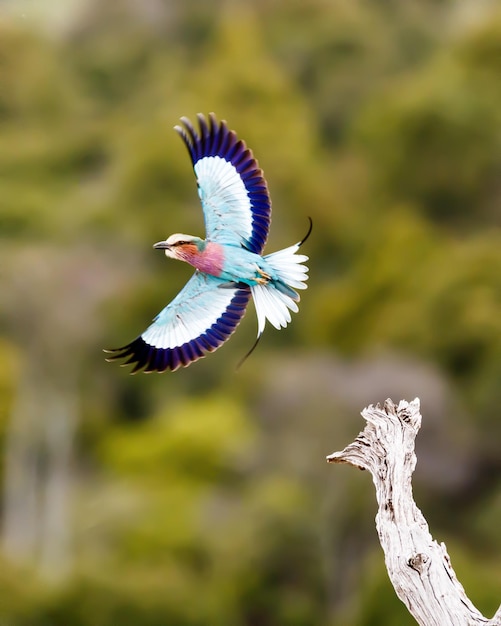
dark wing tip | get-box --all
[176,113,233,163]
[103,347,129,362]
[175,116,198,161]
[104,338,195,374]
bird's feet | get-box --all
[256,267,272,285]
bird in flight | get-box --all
[105,113,310,373]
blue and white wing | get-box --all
[175,113,271,255]
[105,273,251,373]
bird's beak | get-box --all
[153,241,170,250]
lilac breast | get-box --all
[194,242,225,276]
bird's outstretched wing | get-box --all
[175,113,271,255]
[105,273,251,373]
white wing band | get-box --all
[195,156,253,242]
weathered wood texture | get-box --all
[327,398,501,626]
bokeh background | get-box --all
[1,0,501,624]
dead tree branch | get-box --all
[327,398,500,626]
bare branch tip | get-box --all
[327,446,369,472]
[395,397,422,428]
[384,398,398,415]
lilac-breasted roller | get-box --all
[105,113,310,373]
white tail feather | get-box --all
[251,243,309,336]
[264,243,309,289]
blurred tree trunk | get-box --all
[327,398,501,626]
[1,244,134,581]
[3,367,41,564]
[3,364,77,580]
[39,379,78,580]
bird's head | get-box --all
[153,233,205,261]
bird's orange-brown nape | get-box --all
[172,241,199,262]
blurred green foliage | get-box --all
[1,0,500,624]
